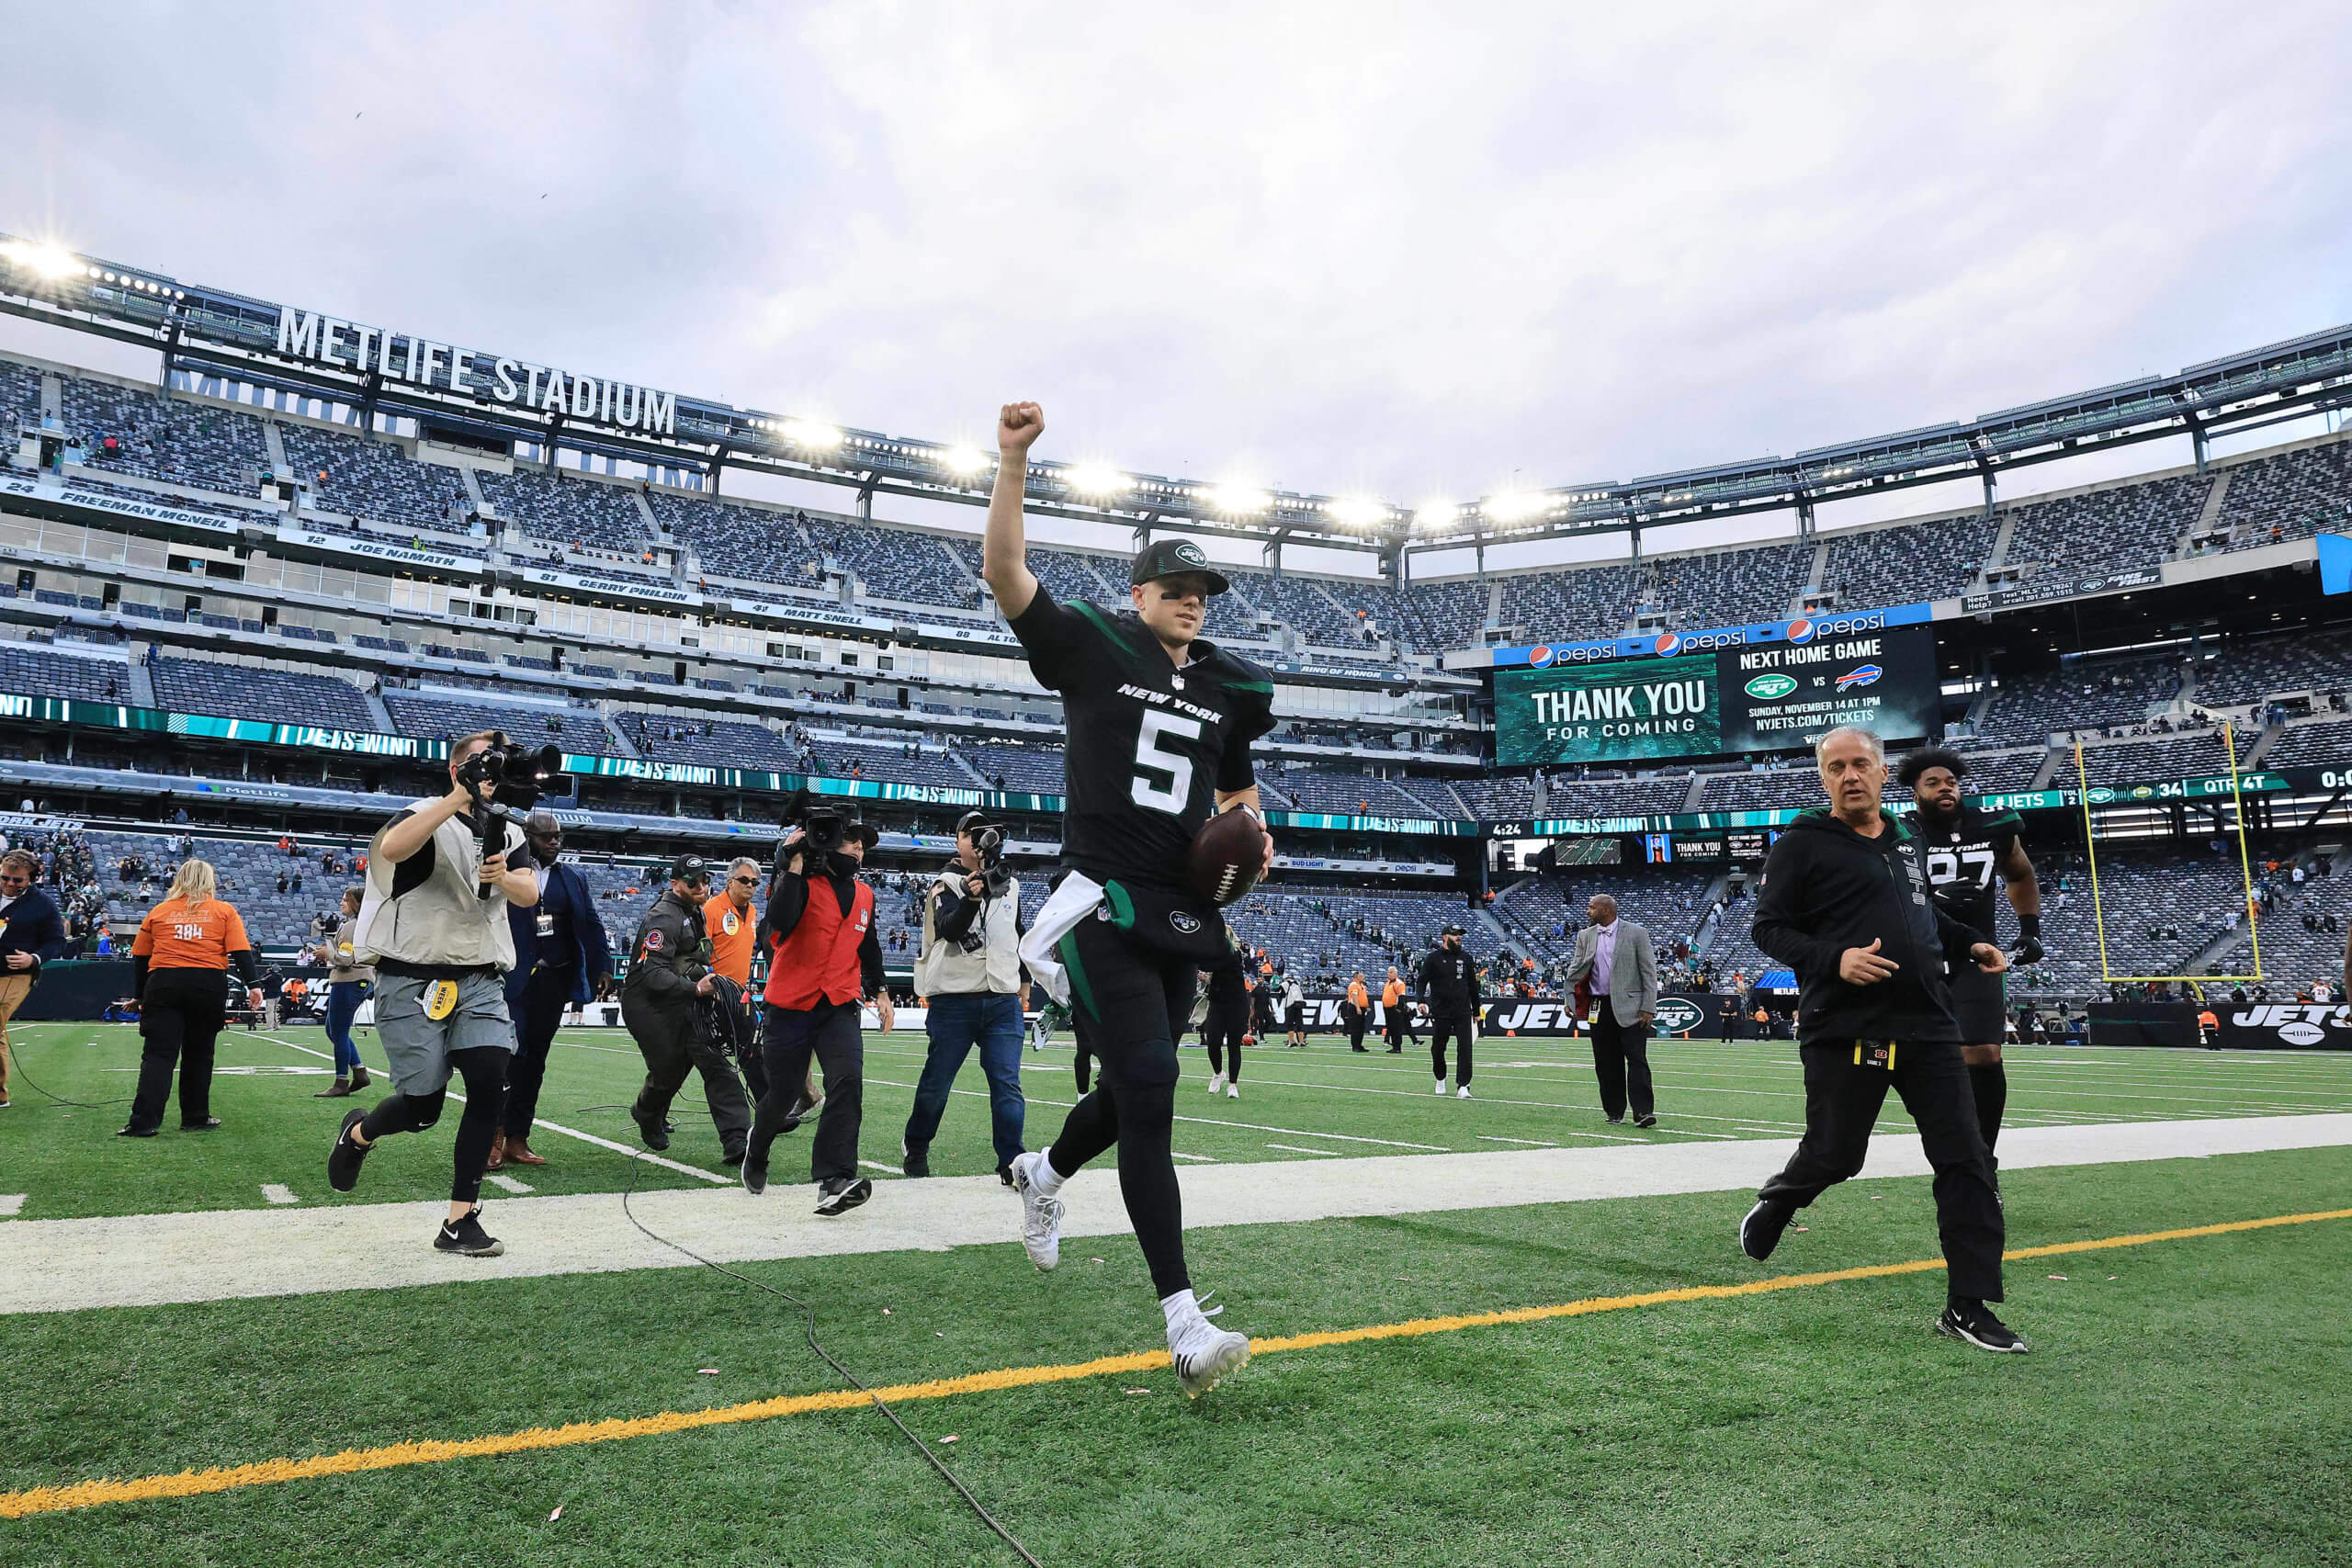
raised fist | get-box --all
[998,401,1045,454]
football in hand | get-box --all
[1187,808,1268,908]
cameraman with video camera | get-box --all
[326,729,548,1258]
[742,800,893,1213]
[622,855,752,1166]
[901,810,1028,1181]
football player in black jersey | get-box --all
[981,400,1277,1397]
[1896,748,2042,1153]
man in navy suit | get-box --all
[499,810,612,1167]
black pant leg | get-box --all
[178,991,223,1125]
[749,1006,816,1154]
[1613,1001,1655,1119]
[1589,1012,1628,1119]
[1892,1043,2007,1303]
[130,998,185,1132]
[504,967,569,1139]
[804,1006,862,1182]
[622,994,690,1122]
[1758,1043,1891,1208]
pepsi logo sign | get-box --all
[1786,617,1816,644]
[1529,645,1555,668]
[1654,632,1680,656]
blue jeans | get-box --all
[325,980,368,1076]
[903,992,1025,1170]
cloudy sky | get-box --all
[6,3,2350,570]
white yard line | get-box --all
[230,1029,735,1187]
[861,1073,1452,1151]
[1477,1134,1558,1146]
[0,1196,24,1219]
[1170,1151,1216,1161]
[260,1185,300,1206]
[8,1112,2349,1316]
[1266,1144,1343,1156]
[859,1161,905,1177]
[485,1174,536,1195]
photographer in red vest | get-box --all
[741,807,893,1213]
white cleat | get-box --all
[1457,1085,1473,1100]
[1008,1151,1065,1271]
[1226,1081,1239,1099]
[1434,1080,1448,1096]
[1169,1312,1251,1399]
[1207,1071,1227,1095]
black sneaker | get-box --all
[183,1117,222,1131]
[901,1145,931,1179]
[434,1206,505,1257]
[997,1160,1016,1187]
[117,1123,160,1138]
[1604,1116,1626,1125]
[741,1136,772,1196]
[780,1094,817,1134]
[1937,1301,2030,1353]
[630,1102,671,1152]
[813,1177,873,1216]
[1740,1198,1795,1262]
[719,1146,746,1168]
[328,1107,370,1192]
[1633,1113,1657,1130]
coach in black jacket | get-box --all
[1418,924,1482,1096]
[1739,726,2027,1354]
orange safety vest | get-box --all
[763,879,875,1010]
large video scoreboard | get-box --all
[1494,624,1940,767]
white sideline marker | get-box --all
[485,1174,535,1195]
[0,1195,25,1218]
[1266,1143,1343,1156]
[1170,1151,1216,1161]
[1477,1134,1558,1146]
[261,1185,300,1206]
[859,1161,905,1177]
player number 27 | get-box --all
[1131,710,1203,814]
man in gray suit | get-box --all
[1566,894,1660,1128]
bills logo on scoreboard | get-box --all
[1836,663,1883,692]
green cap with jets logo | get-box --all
[1130,537,1231,595]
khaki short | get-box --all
[374,970,514,1095]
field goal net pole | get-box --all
[2076,717,2264,987]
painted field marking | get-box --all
[231,1031,734,1188]
[1170,1152,1216,1161]
[485,1175,535,1195]
[259,1185,299,1206]
[0,1196,24,1219]
[7,1205,2344,1521]
[862,1074,1450,1151]
[1265,1144,1343,1157]
[859,1161,905,1177]
[1478,1134,1558,1146]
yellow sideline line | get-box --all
[5,1206,2346,1522]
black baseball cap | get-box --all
[1442,922,1466,936]
[956,810,993,838]
[669,854,710,885]
[1130,538,1230,595]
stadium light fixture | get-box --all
[781,420,845,451]
[1414,501,1459,532]
[1064,465,1132,499]
[1323,497,1388,529]
[1204,485,1272,516]
[940,446,990,476]
[0,240,81,280]
[1484,491,1548,524]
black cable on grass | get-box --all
[615,1154,1045,1568]
[7,1042,136,1108]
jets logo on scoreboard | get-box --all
[1745,672,1798,700]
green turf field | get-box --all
[3,1022,2348,1565]
[3,1021,2350,1220]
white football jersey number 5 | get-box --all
[1132,710,1204,814]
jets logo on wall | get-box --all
[1652,997,1704,1033]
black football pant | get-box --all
[1757,1039,2005,1302]
[1343,1006,1368,1051]
[503,964,572,1142]
[1429,1009,1475,1086]
[1046,917,1193,1299]
[128,967,227,1132]
[1202,1006,1245,1081]
[1589,998,1655,1121]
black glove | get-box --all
[2009,912,2044,967]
